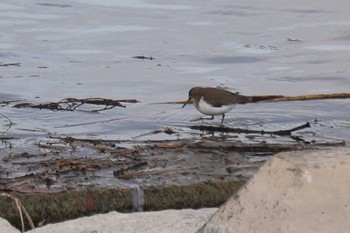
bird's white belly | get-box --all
[196,98,235,115]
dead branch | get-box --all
[190,122,311,136]
[273,93,350,101]
[190,139,345,153]
[247,95,285,102]
[13,98,139,112]
[248,93,350,103]
[153,93,350,105]
[51,135,183,145]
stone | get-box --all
[0,217,20,233]
[198,147,350,233]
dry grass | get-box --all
[1,193,34,232]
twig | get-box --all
[20,203,35,230]
[60,98,127,108]
[16,198,24,232]
[52,135,186,146]
[153,93,350,105]
[133,127,177,139]
[54,117,127,128]
[0,112,14,134]
[286,37,303,42]
[113,161,149,178]
[267,93,350,102]
[13,98,139,112]
[0,113,13,125]
[0,62,21,67]
[0,100,24,111]
[132,55,155,60]
[190,122,311,136]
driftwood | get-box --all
[13,98,139,112]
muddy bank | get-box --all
[0,131,345,230]
[3,148,350,233]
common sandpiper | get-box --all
[182,87,250,126]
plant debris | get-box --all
[155,92,350,105]
[13,98,139,112]
[132,55,155,60]
[0,62,21,67]
[0,193,34,232]
[190,122,311,136]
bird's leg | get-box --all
[204,115,215,121]
[220,114,225,127]
[190,115,214,122]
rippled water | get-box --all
[0,0,350,152]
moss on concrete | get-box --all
[0,180,245,230]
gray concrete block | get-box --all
[199,147,350,233]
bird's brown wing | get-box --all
[201,88,239,107]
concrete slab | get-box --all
[26,208,216,233]
[198,147,350,233]
[4,148,350,233]
[0,217,19,233]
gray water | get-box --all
[1,0,350,151]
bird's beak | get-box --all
[182,99,191,108]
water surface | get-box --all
[0,0,349,153]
